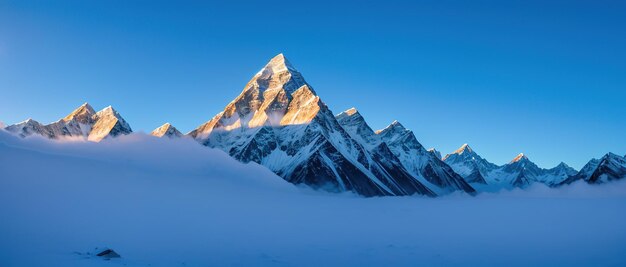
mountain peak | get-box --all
[375,120,406,135]
[336,107,361,120]
[428,148,442,160]
[63,102,96,122]
[556,162,569,168]
[511,153,528,163]
[454,143,473,154]
[344,107,359,116]
[96,106,120,118]
[151,123,182,138]
[259,53,296,76]
[242,53,310,96]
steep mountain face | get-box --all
[151,123,183,138]
[562,153,626,185]
[443,144,498,184]
[499,154,544,187]
[588,153,626,183]
[189,54,435,197]
[560,158,601,185]
[4,103,131,142]
[335,108,443,195]
[427,148,442,160]
[373,121,475,194]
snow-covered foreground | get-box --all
[1,131,625,267]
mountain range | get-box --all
[3,54,625,196]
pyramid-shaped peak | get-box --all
[243,54,310,96]
[511,153,528,163]
[454,143,473,154]
[97,106,119,117]
[263,53,296,73]
[389,120,405,129]
[63,102,96,122]
[377,120,404,132]
[375,120,408,136]
[151,122,182,138]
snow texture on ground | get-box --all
[1,130,625,267]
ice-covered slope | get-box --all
[151,123,183,138]
[374,120,475,194]
[4,103,132,141]
[443,144,498,184]
[188,54,434,197]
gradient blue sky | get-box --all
[1,0,625,169]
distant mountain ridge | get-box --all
[3,54,625,196]
[4,103,132,142]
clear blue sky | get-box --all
[1,0,625,169]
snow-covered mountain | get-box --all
[491,154,580,187]
[444,145,579,188]
[537,162,578,186]
[496,153,546,187]
[372,120,475,194]
[4,103,132,141]
[336,109,474,194]
[3,54,624,196]
[151,123,183,138]
[188,54,436,197]
[561,153,626,185]
[443,144,498,184]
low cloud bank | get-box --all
[1,130,626,267]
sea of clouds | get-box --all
[1,130,625,267]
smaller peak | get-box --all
[511,153,528,163]
[375,120,407,135]
[606,152,620,158]
[151,122,182,138]
[390,120,405,129]
[21,118,38,124]
[337,107,360,118]
[344,107,358,116]
[427,148,442,160]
